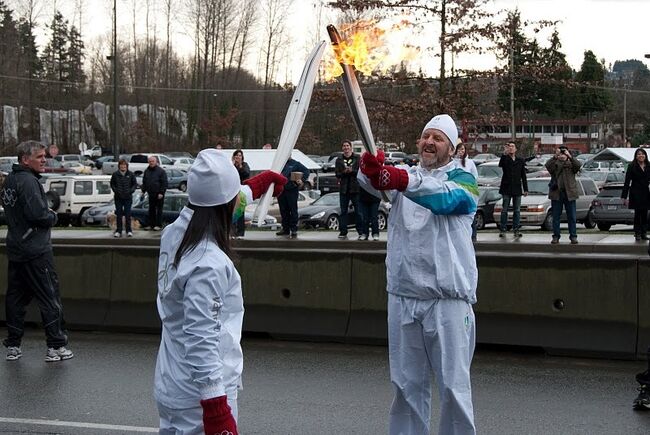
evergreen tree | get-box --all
[575,50,610,116]
[536,30,573,117]
[41,11,70,97]
[67,25,86,93]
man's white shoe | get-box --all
[113,232,121,238]
[6,346,22,361]
[127,232,133,237]
[45,346,74,362]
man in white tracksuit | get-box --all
[359,114,479,435]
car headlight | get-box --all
[311,211,325,219]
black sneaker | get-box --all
[289,232,298,239]
[499,231,506,238]
[633,385,650,410]
[276,230,289,236]
[338,233,348,240]
[570,237,578,245]
[514,231,522,238]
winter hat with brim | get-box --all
[187,149,241,207]
[422,114,458,151]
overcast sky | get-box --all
[19,0,650,84]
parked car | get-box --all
[320,152,343,172]
[245,190,319,222]
[474,187,501,230]
[401,154,420,166]
[476,161,502,186]
[493,176,599,230]
[44,158,71,173]
[383,151,408,166]
[582,160,626,172]
[44,174,114,225]
[166,151,194,159]
[471,153,498,165]
[591,183,646,231]
[172,157,195,172]
[102,153,176,176]
[54,154,82,164]
[576,153,595,163]
[298,192,389,232]
[317,173,340,194]
[94,155,115,170]
[583,170,625,190]
[62,161,92,174]
[166,168,188,192]
[81,191,143,227]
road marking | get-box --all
[0,417,158,432]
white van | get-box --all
[44,175,113,225]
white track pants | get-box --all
[157,395,238,435]
[388,294,476,435]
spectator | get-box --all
[633,347,650,410]
[141,156,168,231]
[110,159,137,238]
[545,145,582,244]
[335,140,362,239]
[262,143,272,150]
[276,158,309,239]
[232,149,250,238]
[1,140,73,362]
[357,184,381,241]
[154,149,285,434]
[621,148,650,241]
[359,114,479,435]
[455,143,479,241]
[498,142,528,238]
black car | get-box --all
[401,154,419,166]
[317,174,340,194]
[474,186,501,230]
[298,192,389,232]
[131,192,189,227]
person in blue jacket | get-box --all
[154,149,285,434]
[276,158,309,238]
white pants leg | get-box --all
[157,393,238,435]
[388,294,476,435]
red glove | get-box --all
[243,170,287,199]
[359,150,385,177]
[201,396,238,435]
[360,151,408,191]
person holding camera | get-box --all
[545,146,582,244]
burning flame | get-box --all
[324,20,419,81]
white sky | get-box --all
[20,0,650,84]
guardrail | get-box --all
[0,237,648,358]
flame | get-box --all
[324,19,419,81]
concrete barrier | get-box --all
[0,234,648,357]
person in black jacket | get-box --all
[335,140,362,239]
[110,159,138,237]
[498,142,528,238]
[232,149,250,238]
[1,140,73,362]
[141,156,168,230]
[276,158,309,239]
[622,148,650,241]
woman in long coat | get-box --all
[622,148,650,241]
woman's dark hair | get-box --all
[118,158,128,168]
[633,148,648,167]
[455,143,467,167]
[173,196,238,267]
[232,149,244,160]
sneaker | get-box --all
[551,236,559,244]
[153,226,161,231]
[338,233,348,240]
[127,232,133,237]
[6,346,22,361]
[633,385,650,410]
[113,232,121,238]
[276,230,289,236]
[358,234,368,241]
[372,234,380,241]
[499,231,506,238]
[570,237,578,245]
[289,232,298,239]
[514,231,522,238]
[635,234,642,241]
[45,346,74,362]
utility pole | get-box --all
[510,46,516,142]
[623,86,627,147]
[111,0,119,157]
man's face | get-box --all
[557,148,568,161]
[417,129,452,168]
[119,162,127,172]
[342,142,352,157]
[505,142,517,156]
[148,157,157,167]
[22,148,46,173]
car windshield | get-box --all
[597,187,623,198]
[527,179,550,195]
[585,172,608,181]
[477,165,502,178]
[312,194,339,206]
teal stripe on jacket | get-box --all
[409,168,478,215]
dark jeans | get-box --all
[500,194,522,231]
[634,208,648,236]
[115,197,133,233]
[278,189,299,233]
[551,190,577,239]
[339,192,361,235]
[357,200,379,236]
[148,193,164,228]
[234,214,245,237]
[3,251,68,349]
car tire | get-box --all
[542,213,553,231]
[377,211,387,231]
[179,181,187,192]
[46,191,61,211]
[326,214,340,231]
[583,208,596,229]
[474,211,485,230]
[597,223,611,231]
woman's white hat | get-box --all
[187,149,240,206]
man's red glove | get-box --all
[201,396,238,435]
[360,151,408,191]
[243,170,287,199]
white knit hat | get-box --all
[421,114,459,150]
[187,149,241,206]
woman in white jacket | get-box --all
[154,149,285,435]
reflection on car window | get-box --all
[96,180,111,194]
[74,180,93,195]
[598,188,623,198]
[49,181,67,195]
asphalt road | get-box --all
[0,330,649,434]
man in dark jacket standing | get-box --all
[110,159,137,237]
[141,156,168,231]
[276,158,310,239]
[545,146,582,244]
[1,140,73,362]
[498,142,528,238]
[335,140,362,239]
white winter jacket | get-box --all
[154,207,244,409]
[359,159,479,303]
